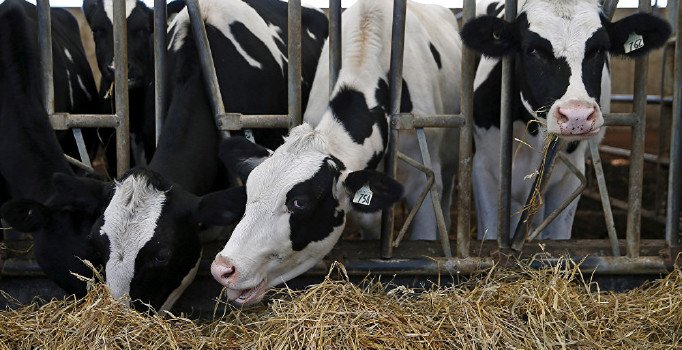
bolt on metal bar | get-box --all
[667,3,682,248]
[624,0,650,258]
[154,0,167,146]
[114,0,131,177]
[329,0,342,95]
[381,0,407,259]
[497,0,517,248]
[589,140,621,256]
[456,0,476,258]
[185,0,230,139]
[288,0,302,129]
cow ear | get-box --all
[193,186,247,226]
[342,170,403,213]
[1,199,51,232]
[52,173,107,213]
[219,137,272,182]
[82,0,97,22]
[606,13,671,57]
[460,15,518,57]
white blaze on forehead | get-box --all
[103,0,137,23]
[102,174,166,299]
[170,0,287,70]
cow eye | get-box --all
[154,249,171,264]
[287,196,310,212]
[527,47,551,60]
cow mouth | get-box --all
[559,126,601,140]
[232,279,267,305]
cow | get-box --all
[82,0,186,167]
[0,0,107,297]
[211,0,461,305]
[4,0,329,311]
[460,0,671,240]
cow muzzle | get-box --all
[549,100,603,139]
[210,255,267,305]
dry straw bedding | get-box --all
[0,259,680,349]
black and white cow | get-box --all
[460,0,671,240]
[82,0,186,166]
[211,0,461,305]
[0,0,107,296]
[5,0,328,311]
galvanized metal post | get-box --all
[154,0,167,145]
[457,0,476,258]
[288,0,303,128]
[667,2,682,247]
[185,0,230,139]
[497,0,517,248]
[329,0,342,96]
[37,0,54,117]
[624,0,650,258]
[114,0,130,176]
[381,0,407,259]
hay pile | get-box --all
[1,259,681,349]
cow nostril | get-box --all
[222,266,235,280]
[557,111,569,124]
[587,110,598,122]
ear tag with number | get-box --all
[352,184,373,206]
[624,32,644,54]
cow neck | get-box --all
[0,2,75,203]
[148,74,221,195]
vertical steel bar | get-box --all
[666,3,682,247]
[37,0,54,119]
[381,0,407,259]
[457,0,476,258]
[497,0,517,248]
[655,43,671,216]
[114,0,130,177]
[329,0,342,96]
[154,0,167,145]
[288,0,302,128]
[185,0,230,138]
[625,0,650,257]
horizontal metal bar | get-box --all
[611,94,673,105]
[527,256,669,275]
[49,113,119,130]
[216,113,290,130]
[603,113,638,126]
[582,190,668,225]
[599,145,670,165]
[392,113,466,130]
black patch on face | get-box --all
[473,61,537,135]
[286,160,344,251]
[429,43,442,69]
[515,14,570,116]
[486,2,504,17]
[581,28,609,102]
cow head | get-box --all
[82,0,153,91]
[461,0,671,140]
[89,167,245,311]
[212,126,402,305]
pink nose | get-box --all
[211,255,237,286]
[555,105,598,135]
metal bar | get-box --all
[416,129,452,257]
[37,0,54,117]
[511,137,560,251]
[49,114,120,129]
[185,0,230,139]
[527,152,588,241]
[71,128,92,169]
[114,0,130,177]
[654,43,672,216]
[497,0,517,248]
[64,154,96,174]
[288,0,302,128]
[329,0,342,95]
[392,152,435,247]
[582,191,669,225]
[610,94,673,105]
[457,0,476,259]
[154,0,167,145]
[667,2,682,248]
[603,113,638,126]
[599,145,670,165]
[217,114,291,130]
[392,113,466,129]
[624,0,650,258]
[589,140,621,256]
[381,0,407,259]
